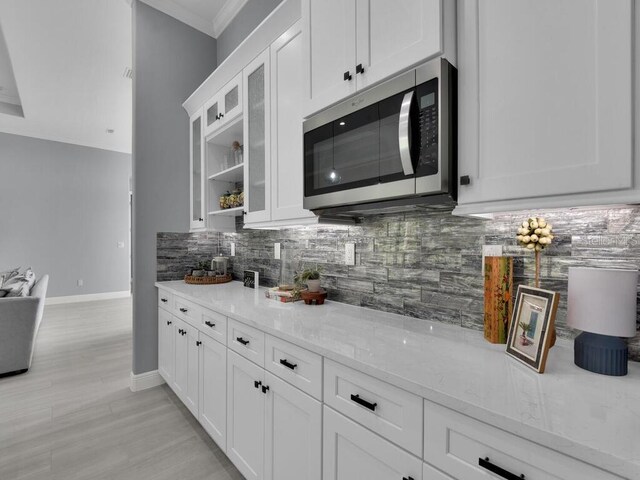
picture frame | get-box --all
[506,285,560,373]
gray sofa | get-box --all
[0,275,49,377]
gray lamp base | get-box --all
[574,332,628,376]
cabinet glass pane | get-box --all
[207,102,218,126]
[225,85,239,114]
[248,65,265,212]
[192,117,202,221]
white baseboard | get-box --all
[130,370,165,392]
[46,291,131,305]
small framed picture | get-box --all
[506,286,560,373]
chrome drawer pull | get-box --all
[350,394,377,411]
[478,457,525,480]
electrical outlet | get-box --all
[274,242,281,260]
[482,245,503,275]
[77,279,84,287]
[345,243,356,266]
[231,242,236,256]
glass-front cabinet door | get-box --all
[190,109,205,231]
[204,95,221,137]
[243,48,271,224]
[222,72,243,126]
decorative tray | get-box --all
[184,274,232,285]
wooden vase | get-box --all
[484,256,513,344]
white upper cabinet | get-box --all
[456,0,635,211]
[189,109,205,231]
[355,0,443,90]
[270,20,314,222]
[243,49,272,225]
[303,0,454,117]
[204,72,243,138]
[303,0,357,116]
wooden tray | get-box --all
[184,274,232,285]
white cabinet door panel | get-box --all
[356,0,443,90]
[227,350,265,480]
[264,372,321,480]
[184,322,200,416]
[157,308,174,385]
[457,0,634,205]
[199,332,227,451]
[323,406,422,480]
[172,319,188,400]
[303,0,357,116]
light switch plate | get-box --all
[274,242,281,260]
[231,242,236,256]
[482,245,503,276]
[345,243,356,266]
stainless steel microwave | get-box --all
[303,58,456,217]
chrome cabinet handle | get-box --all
[398,90,415,176]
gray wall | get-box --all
[158,206,640,363]
[0,132,131,297]
[216,0,283,64]
[132,1,217,374]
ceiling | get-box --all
[0,0,132,153]
[141,0,248,38]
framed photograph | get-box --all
[506,286,560,373]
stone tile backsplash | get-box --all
[157,206,640,362]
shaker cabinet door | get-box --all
[457,0,634,206]
[199,332,227,450]
[157,308,174,386]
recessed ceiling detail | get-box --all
[0,0,132,153]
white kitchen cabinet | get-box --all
[199,332,227,451]
[243,49,271,225]
[303,0,454,116]
[173,319,199,417]
[157,308,174,386]
[204,72,243,138]
[227,350,265,480]
[189,109,205,231]
[455,0,635,213]
[323,406,423,480]
[270,20,314,222]
[263,372,321,480]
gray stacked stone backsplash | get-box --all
[157,206,640,362]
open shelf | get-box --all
[208,163,244,183]
[208,206,244,217]
[205,115,243,147]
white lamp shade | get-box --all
[567,267,638,338]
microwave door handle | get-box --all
[398,90,415,176]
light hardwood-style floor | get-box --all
[0,298,243,480]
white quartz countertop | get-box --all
[156,280,640,478]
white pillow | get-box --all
[2,268,35,297]
[0,267,20,287]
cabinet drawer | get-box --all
[200,308,227,345]
[324,359,423,456]
[173,296,201,326]
[158,289,173,311]
[323,406,422,480]
[424,400,622,480]
[227,319,265,367]
[265,335,322,400]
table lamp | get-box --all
[567,267,638,376]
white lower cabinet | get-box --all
[227,350,265,480]
[173,319,199,417]
[323,406,422,480]
[157,308,174,385]
[198,332,227,450]
[264,372,321,480]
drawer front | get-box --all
[323,406,423,480]
[200,308,227,345]
[227,319,265,367]
[173,296,201,326]
[423,400,622,480]
[324,359,423,456]
[158,289,173,311]
[265,335,322,400]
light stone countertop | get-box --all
[156,280,640,479]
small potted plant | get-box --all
[518,321,533,346]
[294,265,323,292]
[192,261,210,277]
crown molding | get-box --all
[212,0,249,37]
[139,0,216,37]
